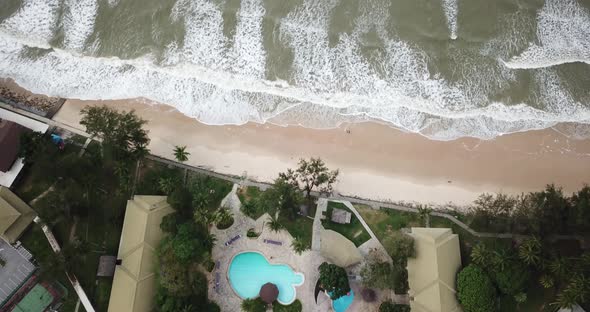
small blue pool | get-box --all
[332,289,355,312]
[228,252,304,305]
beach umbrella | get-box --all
[259,283,279,304]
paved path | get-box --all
[312,199,327,251]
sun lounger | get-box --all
[263,239,283,246]
[224,234,242,246]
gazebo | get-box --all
[259,283,279,304]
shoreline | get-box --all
[49,98,590,206]
[2,78,590,206]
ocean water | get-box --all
[0,0,589,140]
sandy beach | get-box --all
[45,97,590,207]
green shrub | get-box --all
[205,260,216,272]
[216,216,234,230]
[456,265,496,312]
[273,299,302,312]
[241,298,266,312]
[247,228,259,238]
[379,301,410,312]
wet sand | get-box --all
[49,98,590,207]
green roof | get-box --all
[12,284,53,312]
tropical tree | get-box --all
[18,131,46,162]
[539,274,555,289]
[456,265,496,312]
[318,262,350,299]
[548,257,569,280]
[470,243,490,267]
[258,177,302,220]
[519,237,542,267]
[280,158,338,212]
[241,298,266,312]
[267,215,283,233]
[554,275,590,308]
[173,145,190,163]
[379,301,410,312]
[291,237,308,255]
[80,105,150,161]
[382,232,415,266]
[215,208,233,229]
[159,176,178,195]
[360,258,394,290]
[491,247,512,272]
[416,205,432,226]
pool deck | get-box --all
[209,186,394,312]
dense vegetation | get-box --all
[379,301,410,312]
[468,185,590,236]
[318,262,350,299]
[456,265,497,312]
[361,231,414,295]
[272,299,302,312]
[15,105,152,311]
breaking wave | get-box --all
[0,0,589,140]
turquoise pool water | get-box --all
[228,252,304,304]
[332,289,355,312]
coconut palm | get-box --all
[492,248,512,272]
[203,233,217,251]
[417,205,432,227]
[267,215,283,233]
[553,289,578,309]
[173,145,190,163]
[539,274,555,289]
[514,292,527,304]
[470,243,490,266]
[519,237,542,267]
[215,208,233,227]
[158,176,177,195]
[549,257,569,280]
[194,209,215,226]
[291,237,308,255]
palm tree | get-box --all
[417,205,432,227]
[492,248,512,272]
[291,237,308,255]
[539,274,555,289]
[173,145,190,163]
[267,215,283,233]
[553,289,578,309]
[203,233,217,251]
[194,209,214,226]
[470,243,490,266]
[549,257,568,280]
[514,292,527,304]
[158,176,177,195]
[519,237,542,267]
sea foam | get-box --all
[504,0,590,69]
[0,0,589,140]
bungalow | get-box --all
[406,227,462,312]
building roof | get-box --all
[319,229,362,267]
[406,228,462,312]
[0,186,36,244]
[331,208,352,224]
[12,284,54,312]
[0,120,29,173]
[108,196,174,312]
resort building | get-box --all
[406,227,462,312]
[0,108,48,188]
[0,186,36,244]
[107,196,173,312]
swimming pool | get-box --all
[332,289,355,312]
[228,252,304,305]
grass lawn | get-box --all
[279,214,314,249]
[322,202,371,247]
[356,204,424,241]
